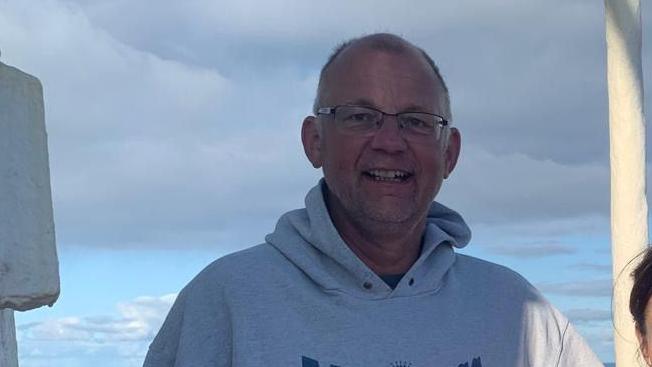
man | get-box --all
[144,33,602,366]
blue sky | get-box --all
[1,0,651,364]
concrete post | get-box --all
[0,310,17,367]
[605,0,648,365]
[0,60,60,365]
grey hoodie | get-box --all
[144,182,602,367]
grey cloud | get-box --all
[439,147,609,225]
[573,262,612,273]
[537,279,612,298]
[471,215,610,244]
[61,0,652,167]
[51,127,321,249]
[564,308,612,324]
[0,0,644,251]
[486,242,576,258]
[66,0,620,166]
[0,0,322,249]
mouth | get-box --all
[363,169,413,183]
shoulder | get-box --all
[451,256,601,365]
[453,254,601,367]
[203,243,282,273]
[452,253,536,293]
[451,254,557,318]
[448,253,556,316]
[144,248,274,367]
[182,243,289,297]
[201,243,287,278]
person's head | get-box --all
[301,33,461,233]
[312,34,452,122]
[631,247,652,365]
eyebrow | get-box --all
[402,104,432,113]
[342,98,376,108]
[341,99,432,113]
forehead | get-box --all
[321,46,442,112]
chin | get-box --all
[361,205,418,224]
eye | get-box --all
[335,106,380,129]
[345,112,375,122]
[403,116,435,129]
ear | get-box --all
[301,116,323,168]
[443,127,461,179]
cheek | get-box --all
[325,138,365,170]
[642,329,652,364]
[416,149,446,178]
[324,150,355,174]
[321,144,362,186]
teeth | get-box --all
[369,169,408,178]
[367,169,410,181]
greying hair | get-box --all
[313,33,452,122]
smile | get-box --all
[363,169,413,182]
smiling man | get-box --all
[301,37,459,279]
[144,34,602,367]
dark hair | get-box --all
[630,246,652,335]
[313,33,451,120]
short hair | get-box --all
[631,247,652,336]
[313,33,452,121]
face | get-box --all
[639,299,652,365]
[302,45,460,230]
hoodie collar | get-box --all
[266,180,471,299]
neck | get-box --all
[325,189,426,275]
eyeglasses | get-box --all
[317,105,449,141]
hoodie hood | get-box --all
[265,180,471,299]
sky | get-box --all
[0,0,650,365]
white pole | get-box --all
[0,60,59,364]
[0,310,18,367]
[606,0,648,365]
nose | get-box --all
[369,116,408,153]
